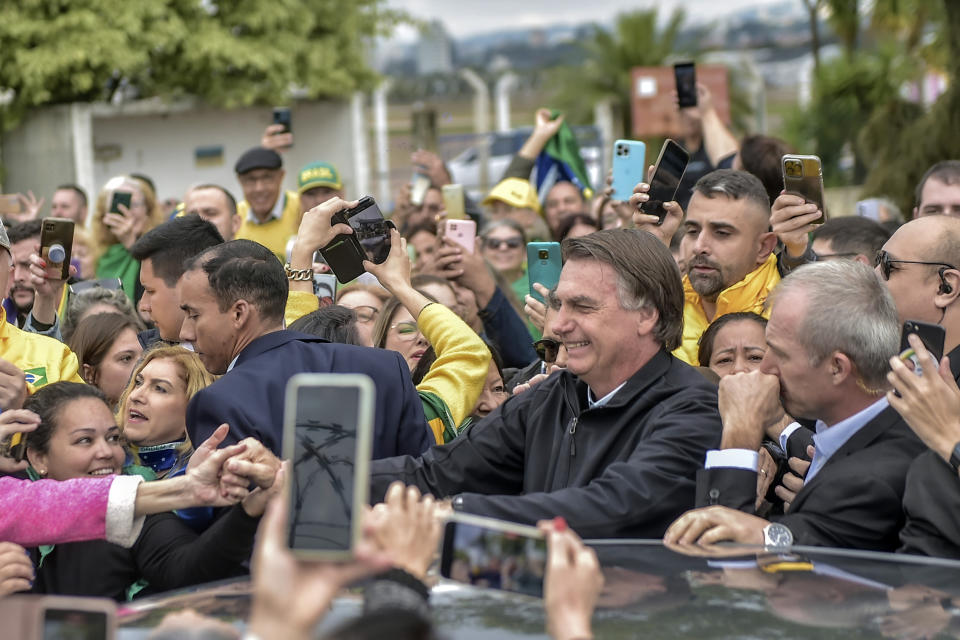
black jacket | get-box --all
[31,505,257,601]
[370,349,722,538]
[697,405,925,550]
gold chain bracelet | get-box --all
[284,263,313,281]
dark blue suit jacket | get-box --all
[186,330,431,459]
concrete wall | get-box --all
[2,98,361,213]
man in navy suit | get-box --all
[179,239,431,459]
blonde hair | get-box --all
[116,346,217,447]
[92,175,165,262]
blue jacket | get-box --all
[186,330,432,459]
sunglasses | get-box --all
[534,338,562,364]
[874,250,956,281]
[484,237,524,251]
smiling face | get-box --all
[383,306,428,371]
[122,358,189,446]
[28,397,125,481]
[481,226,525,276]
[707,319,768,378]
[237,168,284,219]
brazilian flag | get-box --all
[24,367,48,387]
[534,110,594,203]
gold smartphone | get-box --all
[782,154,825,224]
[40,217,75,280]
[441,184,467,220]
[282,373,374,560]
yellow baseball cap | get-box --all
[481,178,541,214]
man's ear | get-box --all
[231,299,252,328]
[757,231,778,263]
[829,351,854,385]
[635,306,659,338]
[935,269,960,309]
[231,214,242,237]
[854,254,871,266]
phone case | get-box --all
[640,139,690,224]
[40,218,75,280]
[109,191,131,216]
[899,320,946,363]
[445,219,476,253]
[782,155,825,222]
[611,139,647,202]
[527,242,562,303]
[442,184,467,220]
[282,373,375,560]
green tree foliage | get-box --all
[546,8,687,137]
[0,0,402,125]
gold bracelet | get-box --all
[284,263,313,281]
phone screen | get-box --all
[273,107,292,133]
[288,385,362,552]
[674,63,697,108]
[441,521,547,597]
[345,201,391,264]
[642,141,689,223]
[44,609,108,640]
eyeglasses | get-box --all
[390,321,422,341]
[534,338,562,364]
[352,305,379,324]
[874,249,956,281]
[484,237,524,251]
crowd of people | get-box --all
[1,85,960,638]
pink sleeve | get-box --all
[0,475,113,546]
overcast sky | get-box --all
[386,0,791,39]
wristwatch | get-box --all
[762,523,794,549]
[949,442,960,474]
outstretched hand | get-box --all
[185,424,251,506]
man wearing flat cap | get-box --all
[233,146,301,260]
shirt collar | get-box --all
[245,192,286,224]
[807,396,889,481]
[587,381,627,409]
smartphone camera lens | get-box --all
[785,160,802,177]
[538,250,549,260]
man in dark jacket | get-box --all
[664,261,925,551]
[370,229,723,538]
[181,239,431,459]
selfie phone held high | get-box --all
[611,139,647,202]
[444,219,476,254]
[782,155,825,223]
[640,139,690,225]
[674,62,697,108]
[410,173,431,207]
[319,196,392,284]
[282,374,374,560]
[272,106,292,134]
[442,184,467,220]
[899,320,946,376]
[0,594,116,640]
[440,513,547,598]
[40,217,75,280]
[526,242,562,304]
[108,191,131,216]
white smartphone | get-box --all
[445,219,477,254]
[282,374,375,560]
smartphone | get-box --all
[108,191,131,216]
[272,106,292,134]
[7,430,27,463]
[527,242,562,304]
[69,278,123,295]
[899,320,946,377]
[39,218,75,280]
[611,139,647,202]
[0,594,116,640]
[313,273,337,301]
[442,184,467,220]
[782,155,825,223]
[440,513,547,598]
[320,196,392,284]
[410,173,431,207]
[674,62,698,108]
[282,374,374,559]
[445,219,476,254]
[640,139,690,224]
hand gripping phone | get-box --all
[282,374,374,559]
[319,197,392,284]
[445,219,476,254]
[40,218,75,280]
[108,191,131,216]
[611,139,647,202]
[526,242,562,304]
[782,154,825,224]
[640,139,690,225]
[899,320,946,377]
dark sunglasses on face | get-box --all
[534,338,561,364]
[874,249,956,281]
[484,237,524,251]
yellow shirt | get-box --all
[673,253,780,366]
[0,308,84,391]
[284,291,320,327]
[236,190,302,261]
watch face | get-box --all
[764,524,793,547]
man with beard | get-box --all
[674,170,779,365]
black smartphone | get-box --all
[282,374,374,559]
[899,320,946,376]
[109,191,131,216]
[39,218,75,280]
[674,62,697,108]
[320,197,392,284]
[272,106,292,134]
[640,139,690,225]
[440,514,547,598]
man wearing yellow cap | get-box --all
[481,177,551,242]
[297,161,345,214]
